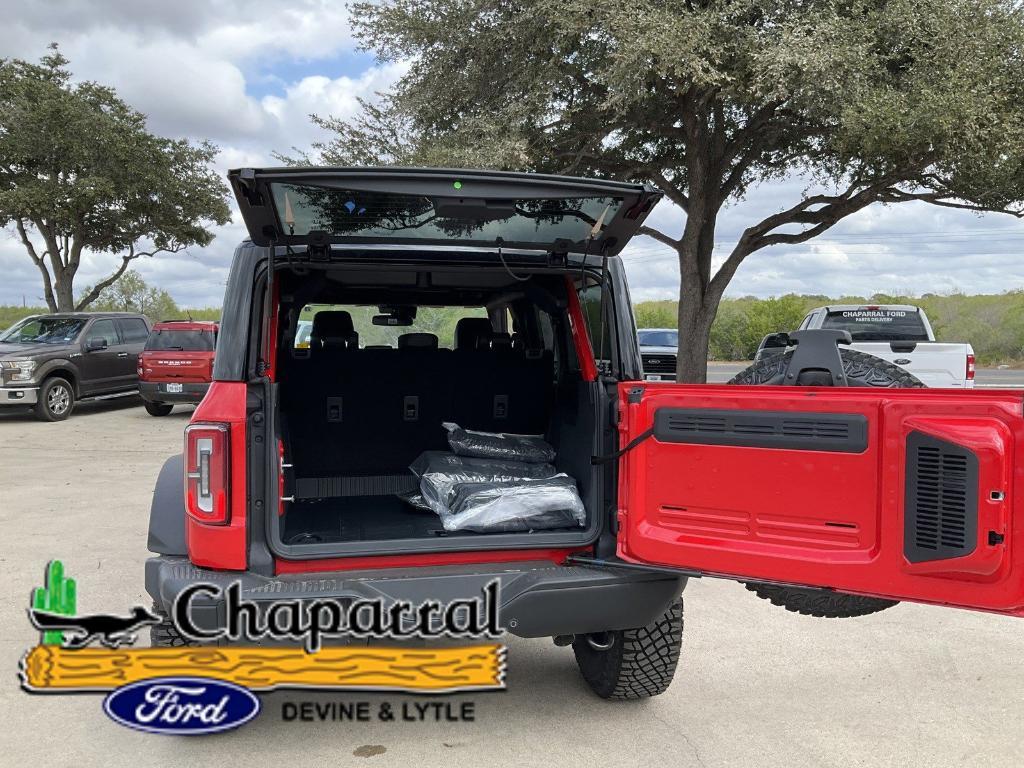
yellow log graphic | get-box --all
[21,644,505,693]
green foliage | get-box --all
[631,292,1024,365]
[0,46,231,312]
[83,269,179,320]
[298,304,488,348]
[307,0,1024,380]
[32,560,76,645]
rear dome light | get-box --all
[966,354,976,381]
[184,423,230,525]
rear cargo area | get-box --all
[273,269,601,552]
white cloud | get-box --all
[2,6,1023,309]
[623,179,1024,303]
[0,6,408,308]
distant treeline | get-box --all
[636,292,1024,365]
[3,290,1022,365]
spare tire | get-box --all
[730,347,925,388]
[727,347,923,618]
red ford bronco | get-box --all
[138,320,218,416]
[145,168,1024,699]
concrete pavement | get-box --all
[1,396,1023,768]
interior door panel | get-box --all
[616,383,1024,616]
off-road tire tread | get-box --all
[744,583,898,618]
[730,348,925,388]
[149,605,198,647]
[573,598,683,700]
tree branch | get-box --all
[638,226,680,249]
[15,219,57,311]
[651,171,690,213]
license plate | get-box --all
[164,383,183,393]
[645,374,662,381]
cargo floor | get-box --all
[281,495,476,544]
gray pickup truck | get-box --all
[0,312,151,420]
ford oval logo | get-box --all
[103,677,260,735]
[893,358,912,365]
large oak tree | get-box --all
[0,46,231,312]
[304,0,1024,381]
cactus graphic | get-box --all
[31,561,76,645]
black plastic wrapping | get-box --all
[442,422,556,464]
[411,451,558,514]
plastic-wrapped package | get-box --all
[410,451,557,515]
[442,422,556,464]
[440,476,586,533]
[396,488,433,512]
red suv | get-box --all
[143,168,1024,700]
[138,320,218,416]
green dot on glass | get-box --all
[453,181,463,190]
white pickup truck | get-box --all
[756,304,976,388]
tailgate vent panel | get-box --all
[654,408,868,453]
[904,431,978,562]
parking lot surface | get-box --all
[2,394,1023,768]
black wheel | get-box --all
[144,401,174,417]
[744,583,897,618]
[573,598,683,700]
[729,347,920,618]
[34,377,74,421]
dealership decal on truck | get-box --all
[19,561,507,735]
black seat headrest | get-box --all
[311,311,358,350]
[398,332,438,349]
[455,317,494,350]
[490,332,512,349]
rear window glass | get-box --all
[272,184,622,247]
[296,305,489,349]
[145,328,216,351]
[821,309,928,341]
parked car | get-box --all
[0,312,150,421]
[754,304,975,388]
[637,327,678,381]
[138,320,219,416]
[144,168,1024,702]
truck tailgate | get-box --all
[850,342,972,388]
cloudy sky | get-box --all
[2,1,1023,309]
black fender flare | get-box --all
[148,454,186,555]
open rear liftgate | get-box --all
[575,330,1024,617]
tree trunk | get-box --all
[675,285,719,383]
[674,193,720,383]
[53,278,75,312]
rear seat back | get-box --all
[285,321,553,479]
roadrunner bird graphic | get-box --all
[29,605,161,649]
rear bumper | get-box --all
[145,556,686,639]
[0,386,38,405]
[139,381,210,404]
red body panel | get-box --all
[564,275,598,382]
[274,548,580,575]
[140,321,217,384]
[140,350,214,384]
[185,381,249,570]
[617,383,1024,615]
